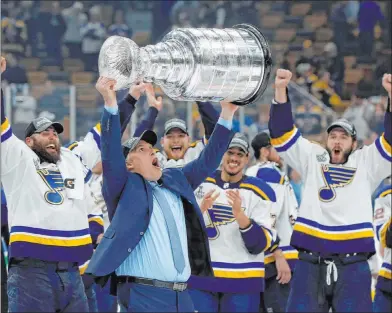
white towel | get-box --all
[57,147,87,200]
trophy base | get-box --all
[231,24,272,106]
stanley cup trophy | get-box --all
[98,23,272,106]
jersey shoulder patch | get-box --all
[256,167,285,185]
[240,176,276,202]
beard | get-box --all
[326,147,353,164]
[32,139,61,164]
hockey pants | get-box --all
[286,251,372,312]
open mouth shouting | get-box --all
[171,145,183,154]
[152,156,160,169]
[46,144,57,154]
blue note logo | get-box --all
[37,169,65,205]
[205,203,241,239]
[319,165,356,202]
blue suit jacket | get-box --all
[86,108,234,280]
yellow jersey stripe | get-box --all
[294,223,374,241]
[1,118,10,132]
[262,228,272,252]
[206,177,216,184]
[380,189,392,198]
[95,123,101,133]
[379,269,392,280]
[380,219,391,248]
[270,127,297,146]
[10,234,92,247]
[240,183,270,201]
[381,134,391,154]
[88,217,104,226]
[213,269,265,279]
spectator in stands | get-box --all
[170,1,199,27]
[1,4,27,49]
[37,80,67,120]
[295,63,318,93]
[369,96,389,136]
[330,2,349,55]
[17,1,40,57]
[294,101,324,136]
[342,90,375,142]
[62,2,87,59]
[322,42,345,96]
[0,53,28,84]
[81,6,106,72]
[375,47,392,83]
[295,44,322,76]
[108,10,132,38]
[311,69,342,110]
[344,0,360,24]
[247,104,270,141]
[358,0,385,58]
[39,1,66,66]
[357,66,379,98]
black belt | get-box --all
[117,276,188,292]
[298,249,369,265]
[10,257,78,272]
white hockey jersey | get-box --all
[374,185,391,293]
[1,118,102,265]
[156,139,206,169]
[270,124,391,255]
[188,171,276,293]
[246,161,299,271]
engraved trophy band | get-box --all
[98,23,272,106]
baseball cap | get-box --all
[164,118,188,135]
[327,118,357,139]
[228,133,249,154]
[25,117,64,138]
[251,131,272,154]
[122,130,158,157]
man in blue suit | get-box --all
[86,77,238,312]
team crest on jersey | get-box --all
[319,165,356,202]
[223,183,230,189]
[205,203,242,239]
[37,169,65,205]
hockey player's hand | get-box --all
[1,56,6,74]
[274,69,292,103]
[96,76,117,107]
[129,81,146,100]
[275,69,292,89]
[200,189,220,213]
[220,101,239,121]
[227,189,242,215]
[274,249,292,284]
[145,83,163,111]
[382,73,392,98]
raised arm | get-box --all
[69,83,145,169]
[133,83,162,136]
[196,101,220,141]
[182,102,236,190]
[1,57,31,183]
[269,69,314,177]
[95,77,128,216]
[356,74,391,191]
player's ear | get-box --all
[352,140,358,150]
[25,137,33,147]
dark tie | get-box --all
[152,185,186,273]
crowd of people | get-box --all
[1,48,392,313]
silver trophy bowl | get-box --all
[98,24,272,106]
